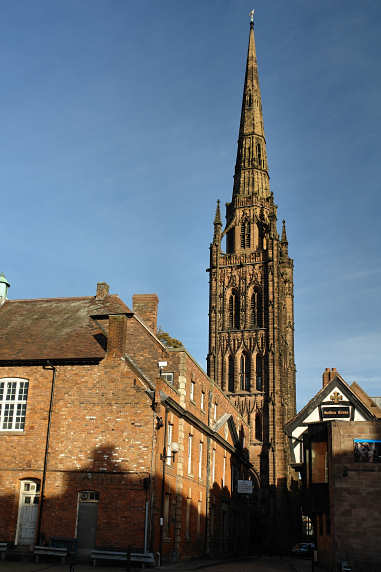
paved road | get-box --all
[164,556,314,572]
[194,556,313,571]
[0,555,315,572]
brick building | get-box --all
[302,420,381,571]
[207,14,296,548]
[0,279,256,561]
[285,367,381,471]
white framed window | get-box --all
[198,441,203,479]
[190,381,195,402]
[212,448,216,483]
[187,435,193,475]
[161,372,174,385]
[167,423,173,466]
[214,402,217,421]
[0,378,29,431]
[222,453,226,487]
[201,391,205,411]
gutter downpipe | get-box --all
[204,390,212,555]
[159,405,168,564]
[36,361,56,544]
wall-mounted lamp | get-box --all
[160,442,179,463]
[158,361,168,376]
[156,416,164,430]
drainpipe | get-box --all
[204,390,212,555]
[36,361,56,544]
[159,405,168,563]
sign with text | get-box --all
[237,480,253,494]
[321,406,350,419]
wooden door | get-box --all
[16,480,40,545]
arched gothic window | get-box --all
[240,222,251,249]
[228,356,234,392]
[255,412,262,441]
[240,353,250,391]
[229,290,240,329]
[256,354,263,391]
[251,289,263,328]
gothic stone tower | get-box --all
[207,17,296,489]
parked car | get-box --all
[291,542,315,557]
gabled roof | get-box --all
[285,375,378,434]
[0,295,130,362]
[350,382,381,419]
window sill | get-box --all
[0,430,25,435]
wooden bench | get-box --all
[0,543,8,561]
[33,545,68,564]
[91,549,155,568]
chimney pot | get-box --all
[322,367,340,388]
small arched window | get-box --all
[256,354,263,391]
[255,412,262,441]
[228,355,234,392]
[240,222,251,249]
[229,290,240,329]
[240,353,250,391]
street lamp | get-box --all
[160,441,179,464]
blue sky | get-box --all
[2,1,381,409]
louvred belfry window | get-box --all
[256,355,263,391]
[240,353,250,391]
[256,142,263,168]
[240,222,251,249]
[251,289,263,328]
[229,290,240,329]
[0,378,29,431]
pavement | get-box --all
[0,555,319,572]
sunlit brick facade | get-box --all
[0,282,256,561]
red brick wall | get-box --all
[0,300,254,561]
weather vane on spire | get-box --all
[249,9,255,24]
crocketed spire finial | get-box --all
[281,219,288,243]
[214,200,222,227]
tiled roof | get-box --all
[0,295,130,361]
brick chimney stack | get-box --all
[96,282,110,300]
[132,294,159,335]
[322,367,338,388]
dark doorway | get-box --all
[76,491,99,553]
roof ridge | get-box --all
[6,296,94,303]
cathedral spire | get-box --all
[233,15,270,198]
